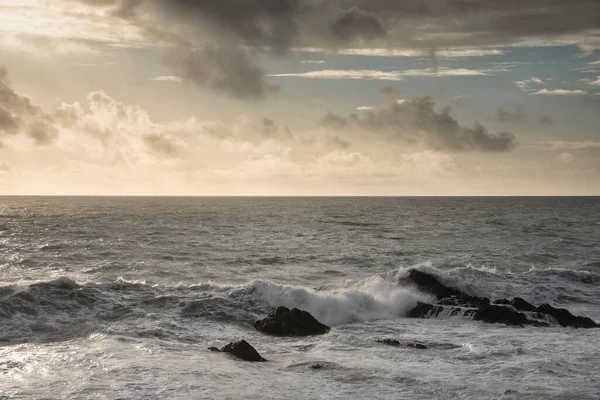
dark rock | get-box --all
[376,339,427,349]
[473,305,529,326]
[511,297,536,312]
[400,269,461,299]
[376,338,401,346]
[407,302,468,319]
[254,306,330,336]
[406,301,435,318]
[401,270,489,308]
[536,303,598,328]
[210,340,266,362]
[402,269,599,329]
[310,363,324,369]
[493,297,536,312]
[527,318,551,328]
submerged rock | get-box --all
[403,269,599,329]
[376,338,401,346]
[376,339,427,349]
[209,339,266,362]
[254,306,330,336]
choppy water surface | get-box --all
[1,197,599,399]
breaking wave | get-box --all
[1,262,599,344]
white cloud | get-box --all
[357,106,375,110]
[269,69,404,81]
[544,140,600,151]
[150,76,184,83]
[0,33,100,58]
[0,1,143,46]
[515,77,544,91]
[590,76,600,86]
[559,152,574,164]
[301,60,326,64]
[399,68,491,77]
[532,89,587,95]
[294,47,504,57]
[269,68,494,80]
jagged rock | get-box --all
[254,306,330,336]
[408,343,428,349]
[403,269,599,329]
[473,305,529,326]
[493,297,537,312]
[400,269,489,308]
[511,297,536,312]
[209,340,266,362]
[399,269,461,299]
[536,303,598,328]
[406,301,435,318]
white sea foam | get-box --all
[244,276,433,326]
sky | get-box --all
[0,0,599,195]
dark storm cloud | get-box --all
[331,6,387,42]
[165,44,280,100]
[27,119,59,145]
[377,86,401,100]
[0,67,58,145]
[260,118,294,140]
[540,115,554,127]
[75,0,600,99]
[0,106,22,134]
[322,97,516,152]
[495,106,528,124]
[321,111,350,129]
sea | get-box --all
[0,196,599,400]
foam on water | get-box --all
[2,196,600,399]
[240,276,433,326]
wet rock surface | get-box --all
[402,269,598,328]
[209,339,266,362]
[254,306,331,336]
[376,339,427,349]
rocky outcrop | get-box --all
[535,303,597,328]
[254,306,330,336]
[406,301,436,318]
[400,269,489,308]
[209,339,266,362]
[402,269,598,328]
[472,305,529,326]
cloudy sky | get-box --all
[0,0,599,195]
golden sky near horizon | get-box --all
[0,0,599,195]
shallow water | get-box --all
[1,197,599,399]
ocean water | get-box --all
[1,196,599,400]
